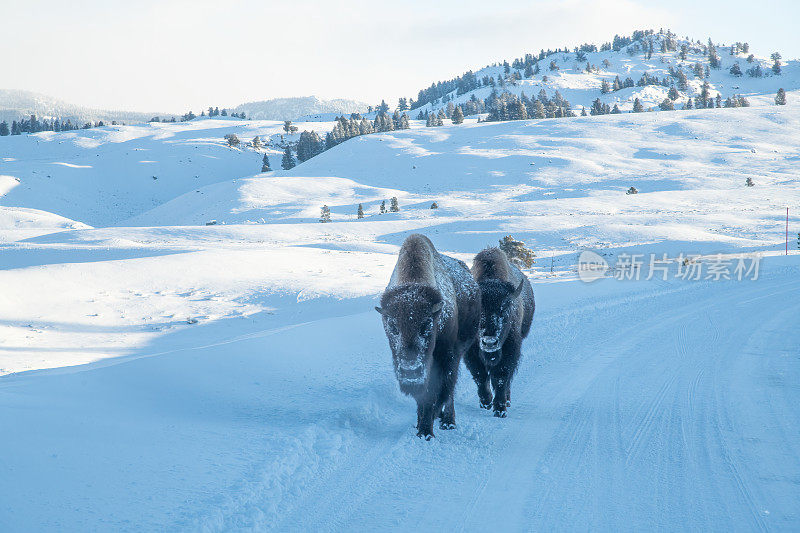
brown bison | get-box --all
[465,247,535,417]
[376,234,480,439]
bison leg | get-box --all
[416,401,436,440]
[440,396,456,430]
[464,343,492,409]
[491,339,521,417]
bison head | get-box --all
[477,279,524,366]
[375,285,443,395]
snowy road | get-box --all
[2,259,799,531]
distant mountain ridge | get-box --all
[0,89,163,125]
[233,96,367,121]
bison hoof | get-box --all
[493,409,507,418]
[417,431,435,440]
[480,401,492,410]
[440,421,456,430]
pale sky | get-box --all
[3,0,797,113]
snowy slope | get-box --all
[415,32,799,115]
[233,96,367,121]
[0,118,336,226]
[0,89,163,125]
[1,79,800,530]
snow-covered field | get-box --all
[1,91,799,530]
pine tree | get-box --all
[729,63,742,76]
[357,203,364,219]
[379,200,386,214]
[668,86,679,100]
[775,88,786,105]
[224,133,240,147]
[296,130,324,162]
[0,121,8,136]
[611,104,621,114]
[659,98,675,111]
[498,235,535,268]
[389,197,399,212]
[745,177,754,187]
[771,52,782,74]
[600,80,611,94]
[633,98,644,113]
[281,147,296,170]
[533,100,546,119]
[320,205,331,223]
[451,106,464,124]
[399,113,410,129]
[261,153,271,172]
[252,136,262,149]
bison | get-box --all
[465,247,535,417]
[376,234,480,439]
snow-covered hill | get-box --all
[413,30,798,116]
[0,89,164,125]
[1,63,800,530]
[233,96,367,121]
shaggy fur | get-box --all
[465,247,535,417]
[376,234,480,439]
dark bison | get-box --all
[376,234,480,439]
[464,247,534,417]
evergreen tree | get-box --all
[746,177,754,187]
[283,120,298,134]
[357,203,364,219]
[281,147,296,170]
[600,80,611,94]
[0,121,8,136]
[451,105,464,124]
[398,97,408,111]
[668,86,680,100]
[685,98,693,109]
[221,109,227,116]
[580,107,587,116]
[659,98,675,111]
[729,63,742,76]
[775,88,786,105]
[320,205,331,223]
[224,133,240,147]
[771,52,782,74]
[398,113,410,129]
[252,136,262,149]
[261,153,271,172]
[498,235,535,268]
[633,98,644,113]
[296,130,324,162]
[533,100,546,119]
[611,104,621,114]
[389,197,399,212]
[379,200,386,214]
